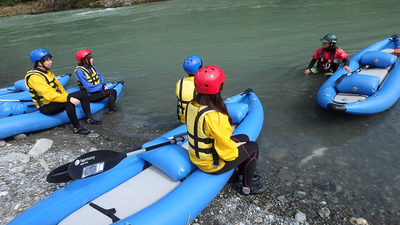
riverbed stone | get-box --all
[13,133,27,140]
[318,207,331,218]
[28,138,53,157]
[0,153,30,163]
[87,133,100,138]
[9,166,24,173]
[350,217,369,225]
[295,212,306,222]
[39,159,50,171]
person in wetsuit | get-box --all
[185,65,266,195]
[74,49,118,114]
[25,48,101,135]
[175,55,203,124]
[304,33,351,75]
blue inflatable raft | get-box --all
[0,81,123,140]
[317,35,400,115]
[8,89,263,225]
[0,73,71,98]
[0,75,38,96]
[0,73,72,117]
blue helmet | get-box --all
[29,48,50,65]
[183,55,202,76]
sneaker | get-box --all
[86,118,102,125]
[73,126,90,134]
[241,184,267,195]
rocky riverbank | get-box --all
[0,0,166,17]
[0,122,374,225]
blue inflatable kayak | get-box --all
[8,89,263,225]
[0,73,72,117]
[0,81,123,140]
[0,76,35,96]
[317,35,400,115]
[0,73,71,98]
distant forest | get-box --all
[0,0,32,7]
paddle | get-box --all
[46,132,187,183]
[0,99,33,102]
[0,88,23,92]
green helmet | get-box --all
[320,33,338,44]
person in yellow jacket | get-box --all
[186,65,266,195]
[175,55,202,123]
[25,48,101,134]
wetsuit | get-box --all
[25,68,93,128]
[186,101,259,187]
[75,65,117,112]
[307,46,350,73]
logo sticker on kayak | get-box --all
[82,162,105,178]
[74,156,96,166]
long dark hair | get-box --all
[192,83,232,124]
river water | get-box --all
[1,0,399,223]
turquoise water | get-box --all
[1,0,399,223]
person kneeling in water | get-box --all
[186,65,266,195]
[25,48,101,134]
[304,33,351,76]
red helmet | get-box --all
[194,65,225,94]
[76,49,91,62]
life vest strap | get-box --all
[26,70,59,108]
[190,106,220,167]
[318,48,337,71]
[75,66,101,92]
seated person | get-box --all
[26,48,101,134]
[74,49,117,113]
[175,55,203,123]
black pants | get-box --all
[212,134,259,187]
[39,91,92,128]
[88,89,117,111]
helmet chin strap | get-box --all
[37,61,50,71]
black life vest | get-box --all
[318,48,337,71]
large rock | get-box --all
[28,138,53,157]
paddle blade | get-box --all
[68,150,127,180]
[46,163,73,183]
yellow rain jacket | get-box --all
[25,69,68,108]
[186,101,238,173]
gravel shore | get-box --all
[0,123,374,225]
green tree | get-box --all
[0,0,32,7]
